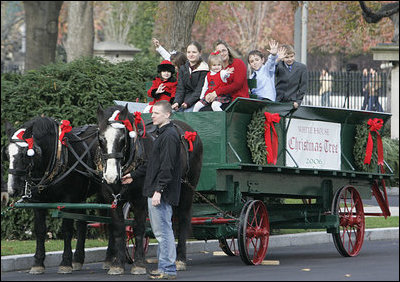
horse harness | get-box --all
[21,122,102,199]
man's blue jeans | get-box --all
[147,197,177,275]
[321,91,331,107]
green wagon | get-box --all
[168,98,394,265]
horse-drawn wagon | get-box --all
[5,97,393,272]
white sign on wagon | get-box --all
[286,118,341,170]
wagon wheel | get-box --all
[332,185,365,257]
[123,202,150,264]
[219,237,239,256]
[238,200,270,265]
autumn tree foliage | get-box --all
[307,1,395,54]
[192,2,295,55]
[191,1,395,56]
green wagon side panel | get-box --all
[171,112,226,192]
[136,98,392,196]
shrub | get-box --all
[1,55,158,146]
[1,55,159,240]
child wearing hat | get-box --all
[143,60,178,113]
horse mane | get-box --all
[99,105,135,131]
[23,116,57,141]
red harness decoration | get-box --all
[115,113,134,132]
[16,130,34,156]
[134,111,146,137]
[59,120,72,146]
[264,112,281,165]
[364,118,384,166]
[184,131,197,152]
[16,130,33,149]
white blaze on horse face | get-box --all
[103,126,120,184]
[7,143,19,195]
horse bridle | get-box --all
[100,118,145,180]
[99,119,131,179]
[6,139,35,178]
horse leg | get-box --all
[103,215,116,270]
[130,198,147,275]
[107,205,126,275]
[175,186,194,271]
[72,218,87,271]
[30,209,47,274]
[58,217,74,274]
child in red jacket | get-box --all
[143,60,178,113]
[193,52,234,112]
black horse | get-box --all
[4,117,102,274]
[96,105,148,275]
[96,104,203,274]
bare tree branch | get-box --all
[359,1,399,23]
[359,1,399,44]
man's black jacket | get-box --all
[131,122,182,206]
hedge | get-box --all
[1,55,158,146]
[1,55,159,240]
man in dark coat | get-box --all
[122,100,181,279]
[275,44,308,109]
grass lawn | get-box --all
[1,216,398,256]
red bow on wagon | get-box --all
[264,112,281,165]
[364,118,384,166]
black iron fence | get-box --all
[303,71,388,112]
[1,62,24,74]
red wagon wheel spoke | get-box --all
[238,200,270,265]
[332,185,365,257]
[219,237,239,256]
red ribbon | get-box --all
[210,51,220,55]
[184,131,197,152]
[364,118,384,165]
[115,113,134,132]
[134,111,146,137]
[264,112,281,165]
[16,130,34,151]
[111,200,117,209]
[59,120,72,146]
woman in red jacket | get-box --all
[143,60,178,113]
[201,40,249,111]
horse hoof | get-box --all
[72,262,83,271]
[29,266,45,274]
[176,260,187,271]
[131,266,147,275]
[107,266,124,275]
[58,266,73,274]
[146,258,158,264]
[102,261,112,270]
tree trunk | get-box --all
[65,1,94,62]
[23,1,63,71]
[390,12,399,44]
[155,1,201,53]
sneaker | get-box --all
[148,272,177,280]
